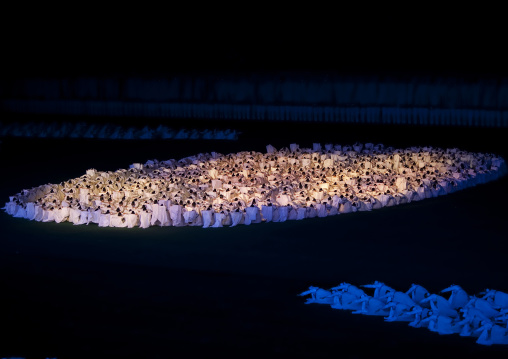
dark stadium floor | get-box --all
[0,120,507,358]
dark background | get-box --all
[2,11,507,78]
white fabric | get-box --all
[201,210,214,228]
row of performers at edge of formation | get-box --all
[299,282,508,345]
[3,143,505,228]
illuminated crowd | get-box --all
[3,143,506,228]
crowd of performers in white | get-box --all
[299,282,508,346]
[2,143,506,228]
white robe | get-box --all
[25,202,36,220]
[91,209,101,224]
[150,204,160,226]
[377,194,390,207]
[3,200,17,215]
[190,213,204,227]
[54,207,70,223]
[13,205,27,218]
[276,194,290,206]
[230,211,243,226]
[339,201,353,214]
[183,210,198,224]
[77,209,89,225]
[416,186,426,201]
[34,205,43,221]
[243,211,252,225]
[306,207,317,218]
[42,209,55,222]
[296,207,306,220]
[157,204,171,226]
[98,213,111,227]
[125,213,139,228]
[139,211,151,228]
[316,203,327,217]
[69,208,81,224]
[110,214,128,227]
[211,212,225,228]
[261,205,273,222]
[328,205,338,216]
[270,206,279,222]
[201,210,214,228]
[245,206,261,223]
[169,205,184,226]
[278,206,289,222]
[222,212,232,226]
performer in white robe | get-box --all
[91,208,101,224]
[278,205,289,222]
[245,204,262,223]
[416,185,427,201]
[211,211,225,228]
[54,206,70,223]
[261,204,273,222]
[156,203,171,226]
[34,204,43,221]
[201,208,214,228]
[3,197,17,215]
[69,207,81,225]
[42,207,55,222]
[306,205,317,218]
[125,211,139,228]
[272,206,280,222]
[25,202,36,220]
[316,203,327,217]
[139,210,151,229]
[183,209,198,225]
[357,200,372,212]
[287,206,298,220]
[242,209,252,225]
[13,204,27,218]
[230,209,243,227]
[222,210,232,226]
[296,206,306,220]
[339,200,353,214]
[110,213,128,228]
[77,207,89,225]
[98,211,111,227]
[169,204,184,227]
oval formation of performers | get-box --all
[299,282,508,346]
[2,143,506,228]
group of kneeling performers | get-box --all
[300,282,508,345]
[3,143,506,228]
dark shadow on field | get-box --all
[0,120,507,358]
